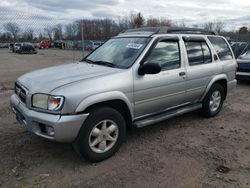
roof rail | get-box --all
[122,27,217,36]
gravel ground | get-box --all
[0,48,249,188]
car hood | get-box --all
[17,62,122,93]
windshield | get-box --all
[240,51,250,60]
[84,37,151,68]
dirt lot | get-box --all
[0,48,249,188]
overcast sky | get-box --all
[0,0,250,32]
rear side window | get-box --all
[208,36,233,60]
[185,41,212,66]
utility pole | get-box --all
[81,19,84,58]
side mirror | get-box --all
[138,63,161,75]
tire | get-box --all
[201,83,225,118]
[73,107,126,162]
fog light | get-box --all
[46,126,55,137]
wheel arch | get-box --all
[75,91,133,128]
[201,75,228,101]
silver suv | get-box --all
[11,27,237,162]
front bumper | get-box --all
[10,94,89,142]
[236,72,250,81]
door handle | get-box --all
[179,72,186,77]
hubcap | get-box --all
[209,90,221,112]
[89,120,119,153]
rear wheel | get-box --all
[201,84,225,117]
[73,107,126,162]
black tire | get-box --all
[201,83,225,118]
[73,107,126,162]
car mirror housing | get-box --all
[138,63,161,75]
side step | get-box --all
[133,103,202,128]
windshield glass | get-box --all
[84,37,151,68]
[240,51,250,60]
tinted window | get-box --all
[185,41,212,66]
[145,40,180,70]
[208,36,233,60]
[202,42,212,63]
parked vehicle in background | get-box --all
[13,43,22,53]
[9,43,14,51]
[33,43,40,48]
[236,50,250,80]
[231,42,250,59]
[73,40,93,51]
[93,41,104,49]
[16,43,37,54]
[53,40,66,49]
[10,27,237,162]
[39,40,52,49]
[0,43,9,48]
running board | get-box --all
[133,103,202,128]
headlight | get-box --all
[32,94,64,111]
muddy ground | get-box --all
[0,48,249,188]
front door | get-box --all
[133,37,187,118]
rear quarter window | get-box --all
[208,36,233,61]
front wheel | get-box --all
[201,84,225,118]
[73,107,126,162]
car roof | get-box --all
[117,27,217,38]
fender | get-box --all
[75,91,134,118]
[200,74,228,101]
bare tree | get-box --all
[133,12,145,28]
[22,29,34,41]
[53,24,63,40]
[203,21,225,34]
[44,26,53,40]
[4,22,21,40]
[160,17,172,27]
[147,17,160,27]
[65,22,78,39]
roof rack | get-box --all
[120,27,217,36]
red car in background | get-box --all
[39,40,52,49]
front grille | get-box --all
[15,82,27,104]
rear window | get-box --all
[208,36,233,60]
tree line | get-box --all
[0,12,250,43]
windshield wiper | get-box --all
[82,59,119,68]
[83,59,94,64]
[92,60,117,68]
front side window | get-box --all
[185,41,212,66]
[85,37,151,68]
[208,36,233,61]
[144,40,180,71]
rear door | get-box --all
[183,36,218,102]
